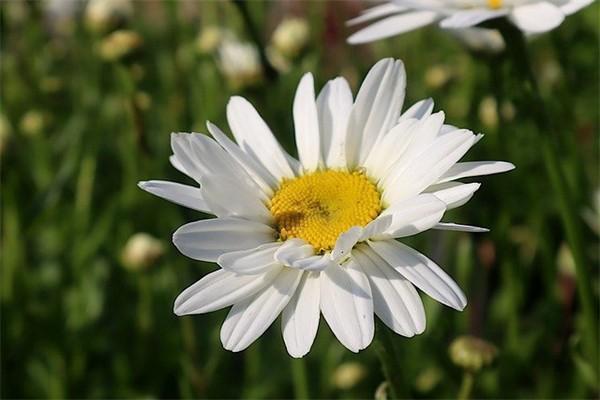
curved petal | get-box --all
[138,180,211,213]
[346,59,407,168]
[217,242,283,275]
[561,0,594,15]
[320,260,374,352]
[510,2,565,33]
[398,98,434,122]
[368,239,467,311]
[379,194,447,238]
[292,254,335,272]
[173,217,275,262]
[274,238,315,266]
[436,161,515,183]
[354,245,425,336]
[220,268,303,352]
[282,272,321,358]
[439,9,507,29]
[226,96,296,182]
[316,77,353,169]
[433,222,489,232]
[425,182,481,210]
[173,266,282,315]
[346,3,406,26]
[347,11,440,44]
[294,73,321,172]
[331,226,363,261]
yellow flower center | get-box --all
[487,0,503,8]
[270,170,381,252]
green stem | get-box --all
[492,19,597,368]
[458,371,475,400]
[373,322,403,399]
[290,358,309,399]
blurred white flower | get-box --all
[85,0,133,33]
[121,233,164,271]
[217,38,263,89]
[139,58,514,357]
[270,18,309,59]
[347,0,594,44]
[196,26,234,55]
[479,96,499,128]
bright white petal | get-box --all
[220,268,303,352]
[425,182,481,210]
[138,180,211,213]
[354,245,425,336]
[173,266,282,315]
[292,254,335,272]
[294,73,321,172]
[274,238,315,266]
[217,243,283,275]
[379,194,447,238]
[510,2,565,33]
[316,77,353,169]
[346,59,407,168]
[368,240,467,311]
[282,272,321,358]
[383,130,479,204]
[169,154,189,176]
[226,96,296,181]
[348,11,440,44]
[437,161,515,183]
[398,98,434,122]
[172,217,275,262]
[433,223,489,232]
[320,260,374,352]
[346,3,406,26]
[360,215,393,241]
[331,226,363,261]
[561,0,594,15]
[439,9,507,29]
[207,122,278,195]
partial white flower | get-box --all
[217,38,263,90]
[85,0,133,33]
[139,58,515,357]
[347,0,595,44]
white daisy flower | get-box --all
[139,58,514,357]
[347,0,595,44]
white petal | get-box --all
[274,238,315,266]
[173,266,282,315]
[398,98,435,122]
[316,77,353,169]
[510,2,565,33]
[226,96,296,181]
[437,161,515,183]
[383,130,479,204]
[172,133,272,222]
[345,59,407,168]
[294,73,321,172]
[561,0,594,15]
[368,240,467,311]
[347,11,440,44]
[439,9,507,29]
[220,268,303,352]
[331,226,363,261]
[282,272,321,358]
[425,182,481,210]
[207,121,278,195]
[360,215,393,241]
[138,180,211,213]
[217,243,282,275]
[170,133,204,183]
[169,154,189,176]
[379,194,447,238]
[433,223,489,233]
[292,254,335,272]
[320,260,374,352]
[346,3,406,26]
[172,217,275,262]
[354,245,425,336]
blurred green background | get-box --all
[1,1,599,398]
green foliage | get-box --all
[1,1,598,398]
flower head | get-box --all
[347,0,594,44]
[139,58,514,357]
[217,38,263,90]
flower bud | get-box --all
[449,335,498,372]
[478,96,499,129]
[217,39,263,90]
[271,18,309,59]
[98,30,142,61]
[332,362,367,390]
[85,0,133,33]
[425,64,453,90]
[19,110,47,137]
[121,233,164,271]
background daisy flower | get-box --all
[347,0,595,44]
[139,58,514,357]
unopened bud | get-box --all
[99,30,142,61]
[332,362,367,390]
[449,335,498,372]
[121,233,164,271]
[271,18,309,59]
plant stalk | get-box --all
[373,322,403,399]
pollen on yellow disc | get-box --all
[269,170,381,252]
[487,0,503,9]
